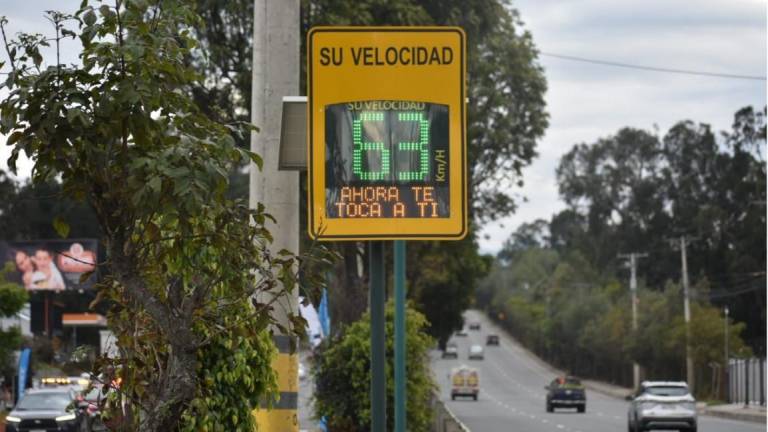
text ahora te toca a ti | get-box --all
[334,186,440,218]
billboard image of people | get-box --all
[0,240,98,291]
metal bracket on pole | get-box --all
[369,241,386,431]
[394,240,407,432]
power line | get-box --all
[540,51,767,81]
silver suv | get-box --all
[627,381,697,432]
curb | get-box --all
[700,406,767,424]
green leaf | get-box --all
[83,9,96,25]
[53,217,70,238]
[6,131,23,146]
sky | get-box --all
[0,1,766,255]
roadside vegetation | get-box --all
[477,106,765,399]
[0,2,331,430]
[313,302,437,431]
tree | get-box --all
[407,237,491,348]
[0,3,327,430]
[0,262,28,382]
[0,174,102,241]
[313,302,436,431]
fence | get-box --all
[728,358,766,405]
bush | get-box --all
[313,302,436,431]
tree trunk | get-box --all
[109,239,200,431]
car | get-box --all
[486,334,500,346]
[468,344,484,360]
[627,381,697,432]
[546,376,586,413]
[455,327,468,337]
[442,343,459,359]
[450,366,479,401]
[468,322,481,330]
[298,362,307,380]
[4,388,87,432]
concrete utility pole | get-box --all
[679,236,694,393]
[250,1,300,430]
[620,252,648,391]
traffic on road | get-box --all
[432,310,766,432]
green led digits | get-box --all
[397,111,430,181]
[353,111,389,181]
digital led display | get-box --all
[325,101,449,219]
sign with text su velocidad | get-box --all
[308,27,467,241]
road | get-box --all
[432,310,766,432]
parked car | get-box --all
[546,376,586,413]
[468,344,484,360]
[4,388,87,432]
[486,334,500,346]
[450,366,479,401]
[468,322,481,330]
[627,381,697,432]
[442,343,459,359]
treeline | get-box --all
[477,106,765,398]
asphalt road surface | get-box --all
[432,310,766,432]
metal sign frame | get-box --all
[307,26,467,241]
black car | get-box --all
[486,334,500,346]
[545,376,586,413]
[4,388,87,432]
[468,322,481,330]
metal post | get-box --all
[745,358,750,406]
[757,359,765,406]
[394,240,406,432]
[370,241,386,432]
[725,306,730,402]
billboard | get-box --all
[0,239,98,291]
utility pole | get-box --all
[251,1,300,430]
[620,252,648,391]
[679,236,695,393]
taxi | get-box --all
[450,365,480,401]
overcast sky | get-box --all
[1,1,766,255]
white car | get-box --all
[298,362,307,380]
[627,381,697,432]
[468,344,484,360]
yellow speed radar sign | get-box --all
[308,27,467,241]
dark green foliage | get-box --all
[408,236,492,348]
[313,302,437,431]
[0,262,28,379]
[0,175,102,241]
[551,107,766,350]
[480,248,752,397]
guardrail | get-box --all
[431,392,470,432]
[728,358,766,406]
